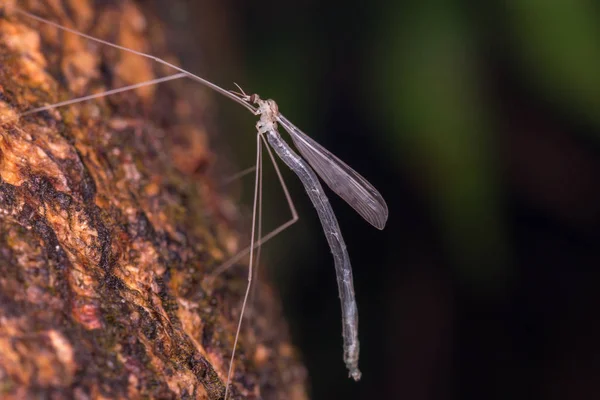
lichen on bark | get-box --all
[0,1,306,399]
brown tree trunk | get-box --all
[0,1,306,399]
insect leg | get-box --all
[208,133,299,280]
[224,132,263,399]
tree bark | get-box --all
[0,1,306,399]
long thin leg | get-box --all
[15,7,257,114]
[221,166,256,187]
[208,134,299,279]
[250,142,264,310]
[224,133,262,400]
[18,73,186,118]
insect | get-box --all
[13,5,388,398]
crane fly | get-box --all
[11,5,389,399]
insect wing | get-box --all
[278,115,388,230]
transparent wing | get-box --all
[278,115,388,230]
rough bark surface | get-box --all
[0,1,307,399]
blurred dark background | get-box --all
[157,0,600,398]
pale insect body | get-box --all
[238,91,367,381]
[13,4,388,398]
